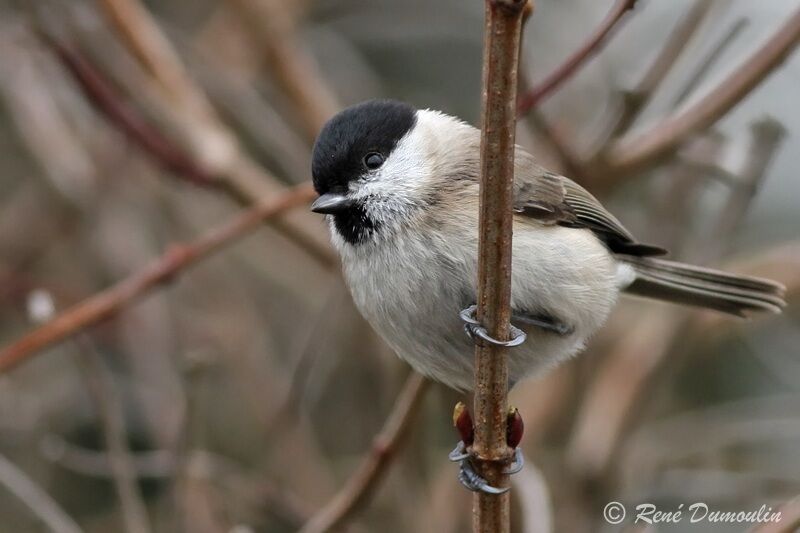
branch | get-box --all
[41,34,216,188]
[82,0,336,267]
[473,0,528,530]
[516,0,637,116]
[669,17,749,108]
[0,184,316,374]
[602,7,800,175]
[610,0,713,137]
[225,0,340,142]
[298,373,428,533]
[0,452,84,533]
[73,339,152,533]
[566,120,787,478]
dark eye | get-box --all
[364,152,384,170]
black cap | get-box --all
[311,99,417,195]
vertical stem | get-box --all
[474,1,529,531]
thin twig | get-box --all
[83,0,336,267]
[298,373,428,533]
[225,0,340,142]
[41,34,216,188]
[0,184,316,374]
[524,109,588,181]
[669,18,749,108]
[609,0,714,137]
[0,452,84,533]
[567,119,787,479]
[602,7,800,175]
[474,0,528,530]
[516,0,638,116]
[73,338,152,533]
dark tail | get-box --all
[621,257,786,316]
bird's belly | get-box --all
[339,225,620,391]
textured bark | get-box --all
[473,1,529,531]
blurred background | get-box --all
[0,0,798,532]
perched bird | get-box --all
[310,99,786,393]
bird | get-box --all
[310,99,786,393]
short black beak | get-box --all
[310,193,354,214]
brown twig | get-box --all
[41,34,216,188]
[298,373,428,533]
[225,0,340,142]
[516,0,638,117]
[610,0,714,137]
[566,119,787,479]
[602,7,800,176]
[473,0,528,530]
[84,0,336,267]
[0,184,316,374]
[669,17,749,108]
[524,109,588,181]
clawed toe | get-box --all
[459,304,527,348]
[457,459,508,495]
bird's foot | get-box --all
[450,402,525,494]
[459,304,527,348]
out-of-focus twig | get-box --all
[0,184,316,374]
[474,0,528,530]
[298,373,428,533]
[41,34,216,188]
[610,0,714,137]
[84,0,336,267]
[225,0,340,142]
[516,0,638,116]
[73,339,152,533]
[567,119,787,479]
[0,452,84,533]
[670,18,749,107]
[524,109,588,181]
[602,7,800,176]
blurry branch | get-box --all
[298,373,428,533]
[41,434,174,479]
[0,184,316,374]
[82,0,335,267]
[73,339,152,533]
[94,0,211,115]
[511,460,553,533]
[601,7,800,176]
[566,119,787,479]
[516,0,638,116]
[473,0,528,530]
[524,110,587,181]
[225,0,341,142]
[669,17,748,108]
[701,118,786,260]
[610,0,714,137]
[41,436,314,529]
[41,34,216,188]
[0,452,84,533]
[750,495,800,533]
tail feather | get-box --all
[621,257,786,317]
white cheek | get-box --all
[351,128,432,215]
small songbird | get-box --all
[310,99,786,393]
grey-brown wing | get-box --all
[513,165,666,257]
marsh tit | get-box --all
[310,100,786,393]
